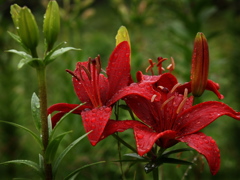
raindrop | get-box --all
[136,134,144,139]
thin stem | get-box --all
[36,65,52,180]
[114,102,125,180]
[152,168,159,180]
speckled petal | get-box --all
[175,101,240,136]
[178,132,220,175]
[133,125,177,156]
[106,41,131,99]
[100,120,144,140]
[81,106,112,146]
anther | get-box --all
[146,59,156,75]
[170,83,181,93]
[167,57,175,72]
[81,65,91,80]
[66,69,80,81]
[157,86,169,93]
[161,96,175,109]
[151,94,157,102]
[176,88,188,114]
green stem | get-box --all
[36,66,52,180]
[152,168,159,180]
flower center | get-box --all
[67,56,103,107]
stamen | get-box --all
[161,96,174,109]
[176,88,188,114]
[96,55,102,74]
[167,57,175,72]
[146,59,156,75]
[81,65,91,80]
[156,57,167,74]
[157,86,169,93]
[170,83,181,93]
[151,94,157,102]
[66,69,80,81]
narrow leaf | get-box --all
[45,45,80,65]
[53,131,92,176]
[6,49,32,59]
[124,153,146,160]
[0,160,43,177]
[45,131,72,163]
[7,31,28,51]
[49,104,85,140]
[31,93,41,131]
[64,161,105,180]
[0,120,42,149]
[162,148,193,157]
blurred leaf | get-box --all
[7,31,28,51]
[144,157,193,174]
[45,131,72,163]
[38,154,44,171]
[0,120,42,149]
[0,160,43,177]
[162,148,193,157]
[64,161,105,180]
[31,93,41,131]
[52,131,92,177]
[124,153,146,160]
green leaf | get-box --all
[0,160,43,177]
[0,120,42,149]
[43,41,80,65]
[31,93,41,131]
[53,131,92,177]
[144,157,193,174]
[162,148,193,157]
[64,161,105,180]
[49,103,85,140]
[38,154,44,171]
[124,153,146,160]
[45,131,72,163]
[6,49,42,68]
[7,31,28,51]
[6,49,32,59]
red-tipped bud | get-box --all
[191,32,209,97]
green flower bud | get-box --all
[115,26,130,47]
[43,0,60,51]
[10,4,21,31]
[18,7,39,52]
[191,32,209,97]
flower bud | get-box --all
[43,0,60,51]
[10,4,21,31]
[115,26,131,47]
[191,32,209,97]
[18,7,39,51]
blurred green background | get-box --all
[1,0,240,179]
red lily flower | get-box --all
[124,72,240,175]
[48,41,156,146]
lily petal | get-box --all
[47,103,91,127]
[133,124,177,156]
[100,120,144,140]
[81,106,112,146]
[178,132,220,175]
[106,41,131,99]
[175,101,240,136]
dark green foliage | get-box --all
[1,0,240,179]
